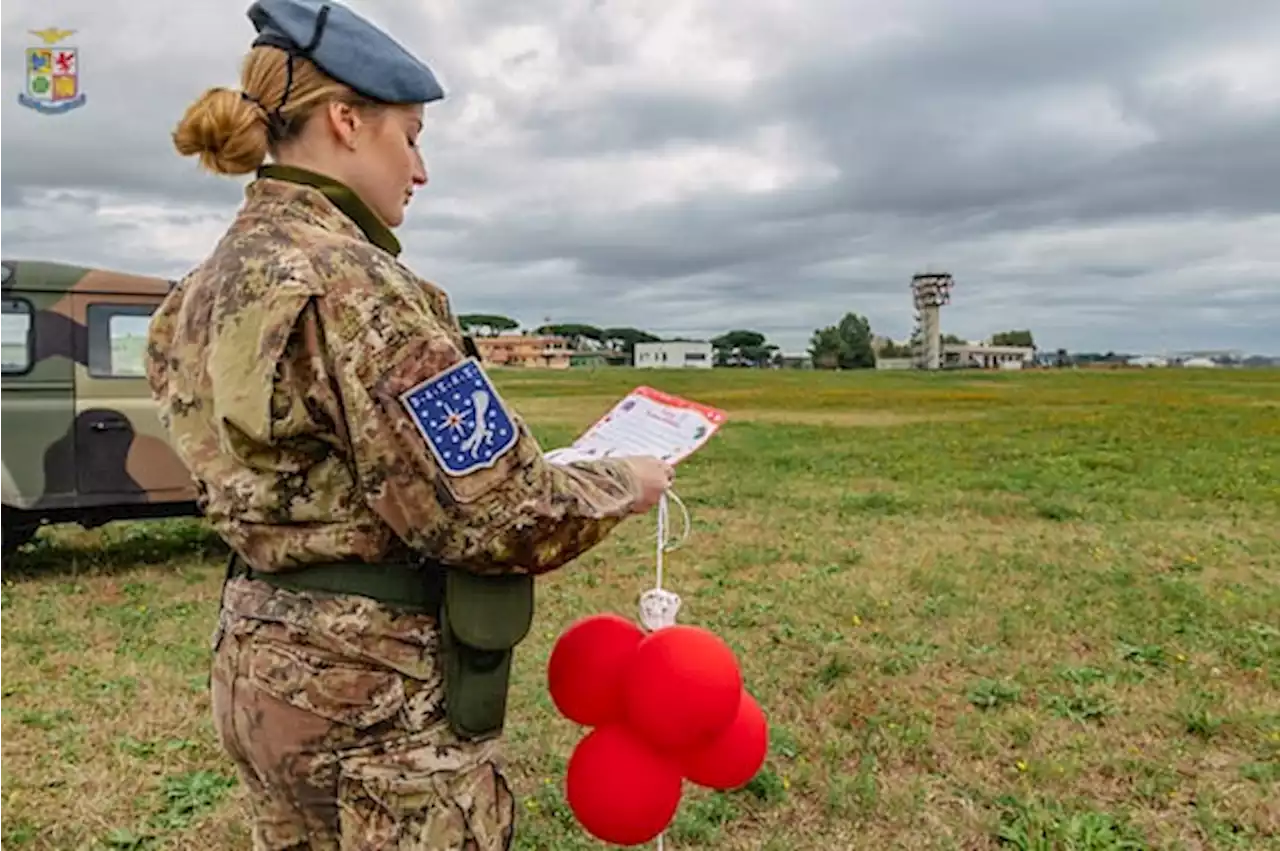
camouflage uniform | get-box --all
[145,166,642,849]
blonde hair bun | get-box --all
[172,87,269,176]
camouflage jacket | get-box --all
[145,166,641,579]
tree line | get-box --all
[457,315,661,359]
[457,315,783,367]
[806,313,1035,370]
[457,313,1035,369]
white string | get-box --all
[646,488,690,851]
[639,490,690,633]
[656,491,667,588]
[655,488,690,588]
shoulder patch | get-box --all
[399,358,520,476]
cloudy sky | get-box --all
[4,0,1279,355]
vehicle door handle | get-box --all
[91,418,129,432]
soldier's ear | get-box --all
[325,101,362,151]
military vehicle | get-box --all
[2,259,200,554]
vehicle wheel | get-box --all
[3,511,37,556]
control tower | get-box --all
[910,272,954,370]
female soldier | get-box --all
[147,1,673,847]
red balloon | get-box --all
[565,724,683,846]
[548,614,646,726]
[622,625,743,753]
[680,688,769,790]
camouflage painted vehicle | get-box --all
[2,259,200,554]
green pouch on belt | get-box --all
[441,569,535,741]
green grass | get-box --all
[3,368,1279,849]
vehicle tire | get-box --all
[3,510,37,556]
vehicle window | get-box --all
[2,298,33,374]
[87,304,156,378]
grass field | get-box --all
[3,367,1278,850]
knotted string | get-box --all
[639,489,690,633]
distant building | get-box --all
[569,351,612,368]
[777,353,813,370]
[1175,349,1244,363]
[634,340,713,369]
[474,333,572,368]
[875,342,1035,370]
[942,343,1035,370]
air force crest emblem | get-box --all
[19,28,86,115]
[400,358,519,476]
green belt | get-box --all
[224,552,535,742]
[227,552,444,615]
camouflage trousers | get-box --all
[210,592,516,850]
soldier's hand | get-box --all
[627,456,674,514]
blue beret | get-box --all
[246,0,444,105]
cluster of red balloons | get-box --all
[547,613,769,846]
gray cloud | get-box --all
[3,0,1279,355]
